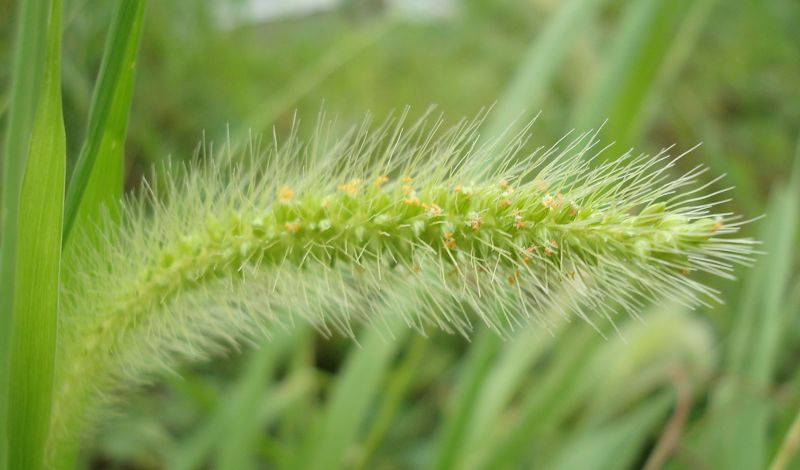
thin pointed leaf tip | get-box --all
[51,113,757,458]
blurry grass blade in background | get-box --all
[546,393,672,470]
[572,0,693,147]
[481,0,605,147]
[431,330,501,470]
[228,21,390,154]
[62,0,146,242]
[0,1,51,465]
[689,146,799,469]
[293,320,409,470]
[167,328,297,470]
[7,0,66,468]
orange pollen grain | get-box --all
[284,222,301,234]
[277,186,294,203]
[401,176,414,184]
[373,175,389,188]
[427,203,442,217]
[444,232,457,249]
[338,178,362,195]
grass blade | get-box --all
[62,0,146,242]
[431,330,501,470]
[691,148,800,469]
[167,331,296,470]
[481,0,605,146]
[0,1,50,465]
[545,393,671,470]
[293,321,408,470]
[571,0,693,147]
[6,0,66,468]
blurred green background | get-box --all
[2,0,799,468]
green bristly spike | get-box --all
[49,114,757,463]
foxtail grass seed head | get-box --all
[50,112,757,460]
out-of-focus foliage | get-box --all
[1,0,797,468]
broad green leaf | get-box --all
[6,0,66,468]
[0,1,50,466]
[62,0,146,242]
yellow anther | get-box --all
[401,176,414,184]
[277,186,294,203]
[453,184,463,194]
[284,222,301,234]
[338,178,362,195]
[468,213,483,231]
[499,179,514,194]
[426,203,442,217]
[533,178,549,192]
[498,198,512,209]
[373,175,389,188]
[543,195,559,209]
[444,232,457,249]
[569,204,578,217]
[404,196,421,206]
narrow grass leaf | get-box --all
[571,0,693,147]
[167,331,295,470]
[545,394,672,470]
[62,0,146,242]
[481,0,605,147]
[431,330,501,470]
[693,151,799,469]
[0,2,50,465]
[7,0,66,468]
[294,320,408,470]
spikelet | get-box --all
[49,112,758,459]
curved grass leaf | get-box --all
[62,0,146,242]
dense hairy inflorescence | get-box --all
[51,113,756,459]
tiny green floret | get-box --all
[49,114,757,462]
